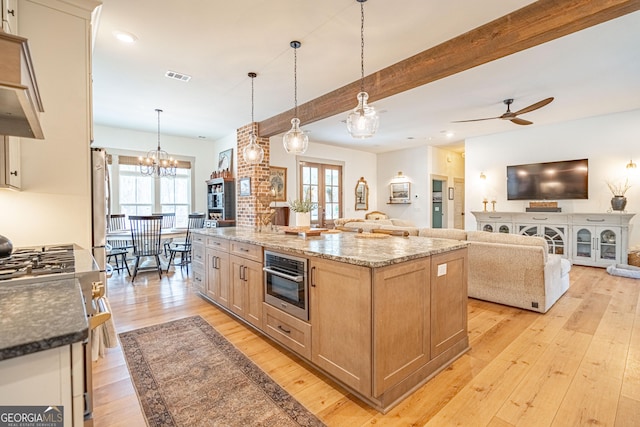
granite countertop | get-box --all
[0,278,88,361]
[193,227,467,268]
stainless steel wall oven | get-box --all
[263,250,308,321]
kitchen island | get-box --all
[0,278,88,427]
[191,227,469,412]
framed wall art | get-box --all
[218,148,233,171]
[389,181,411,203]
[268,166,287,201]
[239,177,251,197]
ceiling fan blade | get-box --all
[512,97,554,116]
[510,118,533,125]
[451,117,501,123]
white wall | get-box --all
[93,125,220,214]
[269,137,377,220]
[464,108,640,246]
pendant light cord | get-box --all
[156,108,162,150]
[360,0,365,94]
[251,74,255,123]
[294,45,299,118]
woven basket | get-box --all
[628,251,640,267]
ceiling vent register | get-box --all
[165,70,191,82]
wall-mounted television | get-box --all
[506,158,588,200]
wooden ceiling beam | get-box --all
[258,0,640,137]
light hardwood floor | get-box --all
[93,264,640,426]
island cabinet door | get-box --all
[310,257,372,396]
[229,254,264,329]
[206,247,229,307]
[372,257,431,397]
[431,248,468,358]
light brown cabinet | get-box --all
[205,236,230,307]
[191,236,205,293]
[310,257,372,396]
[229,242,263,329]
[372,257,431,396]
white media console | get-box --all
[471,211,635,268]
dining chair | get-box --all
[153,212,176,256]
[166,213,206,273]
[106,213,132,276]
[129,215,164,282]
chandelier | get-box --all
[283,40,309,155]
[243,72,264,164]
[139,109,177,177]
[346,0,379,139]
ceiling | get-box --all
[92,1,640,154]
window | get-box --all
[299,161,342,228]
[110,155,192,227]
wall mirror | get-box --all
[355,177,369,211]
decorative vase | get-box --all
[295,212,311,228]
[611,196,627,211]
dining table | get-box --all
[106,228,188,273]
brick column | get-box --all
[236,123,270,228]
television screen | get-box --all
[506,159,588,200]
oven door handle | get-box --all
[262,266,304,282]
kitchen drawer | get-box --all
[230,241,262,262]
[192,263,205,292]
[515,213,568,223]
[206,236,229,252]
[192,243,205,264]
[192,233,205,245]
[263,303,311,360]
[571,213,625,225]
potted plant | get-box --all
[606,178,631,211]
[289,193,317,228]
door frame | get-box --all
[430,174,448,228]
[297,156,345,228]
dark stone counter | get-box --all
[0,278,88,361]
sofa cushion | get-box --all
[418,228,467,241]
[466,230,549,262]
[345,221,381,232]
[391,219,416,227]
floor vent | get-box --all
[165,70,191,82]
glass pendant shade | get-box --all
[347,91,379,138]
[243,72,264,164]
[243,132,264,164]
[283,118,309,154]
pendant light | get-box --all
[283,40,309,155]
[346,0,379,139]
[138,109,177,177]
[243,72,264,164]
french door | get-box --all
[299,161,343,228]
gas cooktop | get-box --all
[0,244,76,281]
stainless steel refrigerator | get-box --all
[91,147,110,287]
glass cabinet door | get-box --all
[483,224,494,232]
[598,228,618,262]
[544,226,566,255]
[498,224,510,233]
[574,227,593,260]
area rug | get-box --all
[119,315,325,427]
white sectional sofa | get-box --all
[418,228,572,313]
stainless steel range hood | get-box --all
[0,31,44,139]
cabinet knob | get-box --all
[10,170,18,176]
[7,9,15,16]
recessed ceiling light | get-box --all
[113,30,137,44]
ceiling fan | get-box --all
[453,97,554,126]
